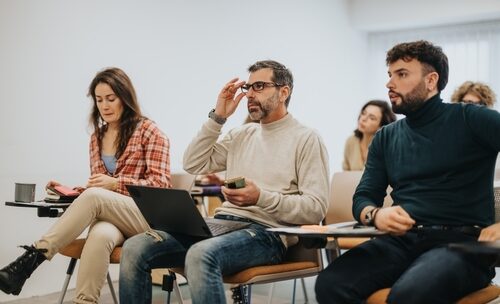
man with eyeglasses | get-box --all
[119,60,329,304]
[315,40,500,303]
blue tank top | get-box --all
[101,154,117,174]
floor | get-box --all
[5,272,500,303]
[3,276,318,304]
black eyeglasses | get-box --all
[241,81,283,93]
[460,100,487,107]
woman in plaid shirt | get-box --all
[0,67,171,303]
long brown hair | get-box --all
[88,67,143,159]
[354,100,396,139]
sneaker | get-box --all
[0,245,47,295]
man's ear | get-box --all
[426,72,439,91]
[280,86,290,103]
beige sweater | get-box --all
[183,114,329,245]
[342,134,365,171]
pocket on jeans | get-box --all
[262,230,286,256]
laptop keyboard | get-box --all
[207,221,235,236]
[205,218,251,236]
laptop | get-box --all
[126,184,251,238]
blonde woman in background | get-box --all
[451,81,496,108]
[343,100,396,171]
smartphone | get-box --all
[223,176,246,189]
[48,185,80,197]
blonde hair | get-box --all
[451,81,496,108]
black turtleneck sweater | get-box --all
[353,94,500,227]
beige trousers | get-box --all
[35,187,149,304]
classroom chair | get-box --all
[365,186,500,304]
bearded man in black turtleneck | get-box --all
[316,40,500,304]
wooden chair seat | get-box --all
[366,285,500,304]
[167,261,318,285]
[366,288,390,304]
[223,261,319,284]
[164,246,322,303]
[457,285,500,304]
[337,237,369,249]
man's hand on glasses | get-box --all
[215,78,246,119]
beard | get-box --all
[247,91,280,121]
[391,79,428,115]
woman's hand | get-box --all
[46,180,85,193]
[45,180,61,190]
[200,173,224,186]
[73,186,86,194]
[87,173,118,191]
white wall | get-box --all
[3,0,498,301]
[350,0,500,31]
[351,0,500,119]
[0,0,367,300]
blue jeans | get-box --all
[315,230,496,304]
[119,218,286,304]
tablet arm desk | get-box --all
[5,201,71,217]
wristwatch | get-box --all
[208,109,227,125]
[365,207,380,226]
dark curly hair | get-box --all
[354,100,397,139]
[88,67,144,159]
[386,40,449,91]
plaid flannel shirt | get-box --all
[89,119,171,195]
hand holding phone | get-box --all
[223,176,246,189]
[222,177,260,207]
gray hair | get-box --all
[248,60,294,107]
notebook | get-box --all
[126,185,250,238]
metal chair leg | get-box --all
[291,279,297,304]
[58,258,117,304]
[300,278,309,303]
[267,283,275,304]
[326,238,341,263]
[173,278,184,304]
[163,272,174,304]
[200,197,209,217]
[58,258,77,304]
[163,271,184,304]
[106,272,118,304]
[247,285,252,304]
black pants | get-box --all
[315,230,496,304]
